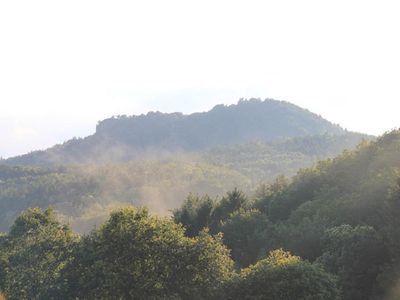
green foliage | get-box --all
[0,208,77,300]
[210,189,249,230]
[317,225,388,300]
[0,101,367,233]
[2,207,344,300]
[172,194,215,237]
[204,133,366,181]
[253,175,290,219]
[226,249,340,300]
[61,207,234,299]
[0,165,100,232]
[174,130,400,299]
[220,209,271,268]
[4,104,400,299]
[0,160,249,232]
[0,100,366,233]
[174,189,250,237]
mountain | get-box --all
[3,99,393,299]
[0,98,371,232]
[0,129,398,299]
[5,98,350,165]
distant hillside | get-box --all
[0,98,371,232]
[0,133,368,233]
[203,133,366,181]
[0,159,250,232]
[6,99,349,165]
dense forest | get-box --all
[3,99,395,299]
[1,129,400,299]
[174,130,400,299]
[0,99,369,232]
[0,133,366,233]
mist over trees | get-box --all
[4,99,398,299]
[0,133,366,233]
[0,100,369,232]
[1,130,400,298]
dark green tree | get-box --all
[210,188,249,232]
[317,225,388,300]
[220,209,271,268]
[226,249,340,300]
[173,194,215,237]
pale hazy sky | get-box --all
[1,0,400,158]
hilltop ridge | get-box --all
[5,99,353,165]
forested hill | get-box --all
[173,129,400,300]
[95,98,344,148]
[5,99,350,165]
[0,133,367,232]
[1,130,400,299]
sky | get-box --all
[0,0,400,158]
